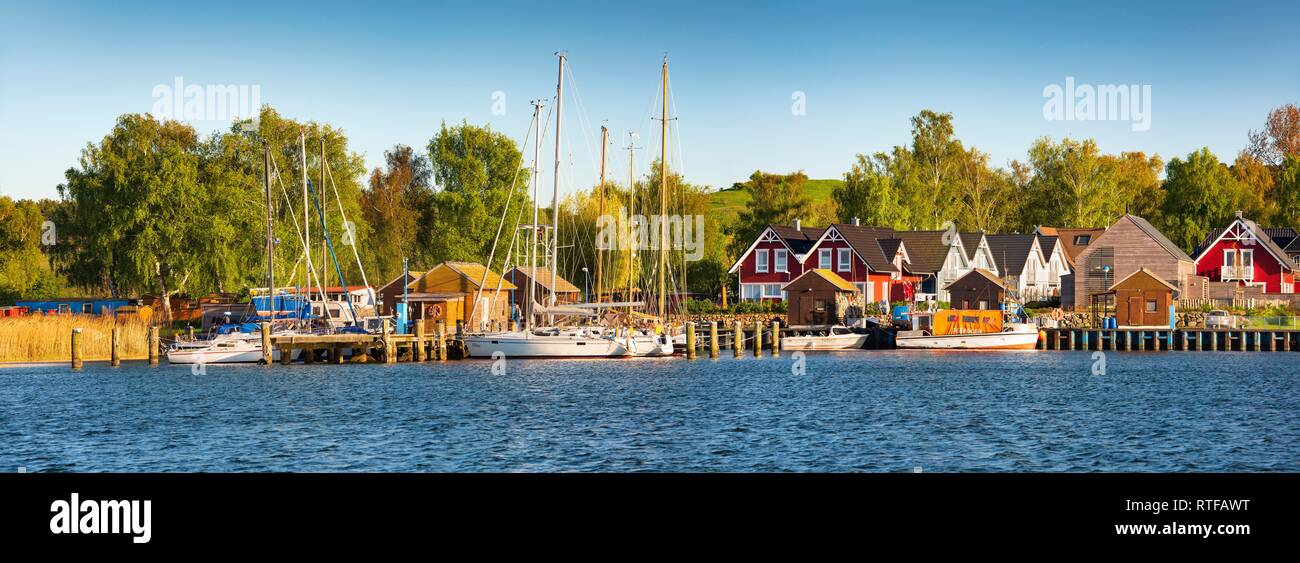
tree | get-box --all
[1112,151,1165,223]
[1247,103,1300,166]
[1160,148,1247,251]
[731,170,812,257]
[903,110,963,229]
[1020,137,1119,228]
[1230,152,1278,223]
[422,121,531,273]
[954,147,1013,232]
[362,145,432,282]
[1275,156,1300,230]
[0,196,65,302]
[834,153,907,229]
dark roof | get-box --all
[943,268,1010,291]
[890,231,952,274]
[1037,234,1060,257]
[1286,236,1300,254]
[828,224,899,273]
[1191,219,1295,268]
[957,232,985,261]
[1043,227,1106,266]
[877,238,904,262]
[1125,214,1194,262]
[768,224,821,256]
[986,234,1039,277]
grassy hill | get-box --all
[707,178,843,227]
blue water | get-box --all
[1,351,1297,472]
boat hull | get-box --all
[166,346,299,364]
[783,333,870,350]
[895,330,1039,350]
[464,334,629,358]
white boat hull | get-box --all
[166,344,300,364]
[464,333,629,358]
[896,327,1040,350]
[783,333,870,350]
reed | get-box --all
[0,315,152,363]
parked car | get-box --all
[1205,310,1243,329]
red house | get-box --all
[728,221,823,301]
[1191,212,1296,294]
[801,222,921,304]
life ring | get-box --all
[432,304,443,318]
[1051,308,1063,321]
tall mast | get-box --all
[263,140,274,333]
[626,131,637,317]
[549,52,566,324]
[320,139,328,292]
[300,131,310,320]
[596,124,607,304]
[529,100,545,328]
[657,55,669,319]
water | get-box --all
[1,352,1297,472]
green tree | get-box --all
[954,147,1013,232]
[730,170,812,257]
[1160,148,1248,251]
[1020,137,1119,228]
[362,145,432,282]
[1230,152,1278,223]
[1113,151,1164,223]
[902,110,963,229]
[834,153,906,229]
[1274,156,1300,230]
[0,196,65,302]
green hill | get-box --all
[707,178,842,227]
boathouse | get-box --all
[1066,214,1195,310]
[782,268,860,326]
[504,267,581,306]
[404,262,516,330]
[376,270,425,316]
[15,297,131,316]
[1108,268,1178,328]
[944,268,1009,310]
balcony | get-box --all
[1220,265,1253,281]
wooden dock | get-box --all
[1037,328,1299,352]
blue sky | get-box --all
[1,0,1297,201]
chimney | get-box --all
[1235,210,1243,219]
[793,218,801,231]
[852,217,860,226]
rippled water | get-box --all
[1,351,1297,472]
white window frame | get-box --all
[837,248,851,272]
[1241,249,1253,269]
[819,248,832,269]
[762,284,784,299]
[1223,249,1235,268]
[755,249,769,273]
[774,248,788,273]
[741,284,762,301]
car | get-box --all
[1204,310,1242,329]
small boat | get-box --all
[895,310,1039,350]
[783,325,869,350]
[464,329,630,358]
[166,332,302,364]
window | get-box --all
[856,282,874,303]
[1241,249,1253,269]
[742,284,762,301]
[755,249,769,273]
[978,300,989,310]
[774,249,788,273]
[1223,249,1236,268]
[819,248,832,269]
[82,303,94,314]
[58,303,71,314]
[762,284,784,299]
[837,248,851,272]
[1145,299,1157,313]
[1074,235,1091,245]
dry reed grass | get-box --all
[0,315,151,363]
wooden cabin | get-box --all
[376,271,425,316]
[504,267,581,306]
[404,262,516,331]
[943,268,1009,310]
[1066,214,1194,310]
[782,268,859,326]
[1109,268,1177,328]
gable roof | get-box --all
[782,268,859,292]
[1108,267,1179,292]
[986,234,1040,277]
[1039,227,1106,266]
[1124,214,1193,262]
[808,224,899,273]
[889,230,957,274]
[378,271,426,294]
[409,262,516,292]
[1190,218,1296,270]
[957,232,986,261]
[506,267,580,293]
[943,268,1010,291]
[728,223,824,274]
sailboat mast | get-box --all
[596,124,607,305]
[529,100,544,328]
[626,131,636,317]
[549,52,565,324]
[264,141,274,334]
[657,55,668,319]
[320,139,328,292]
[300,131,310,322]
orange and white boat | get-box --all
[895,309,1039,350]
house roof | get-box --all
[727,223,824,274]
[890,230,955,274]
[409,262,516,292]
[1040,227,1107,266]
[1108,267,1179,292]
[943,268,1010,291]
[378,271,426,294]
[505,267,580,293]
[877,238,904,262]
[1124,214,1193,262]
[782,268,859,292]
[824,224,899,273]
[1191,217,1296,270]
[957,232,985,261]
[986,234,1039,277]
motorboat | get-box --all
[782,325,869,350]
[895,310,1039,350]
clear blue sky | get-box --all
[2,0,1297,201]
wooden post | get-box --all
[148,326,160,366]
[685,322,696,360]
[733,320,743,357]
[383,318,395,363]
[261,322,272,365]
[437,320,448,361]
[414,319,426,362]
[1209,331,1217,351]
[188,326,195,342]
[1252,331,1260,352]
[770,320,780,355]
[1067,329,1075,351]
[709,321,719,359]
[110,326,121,367]
[279,346,293,365]
[455,320,464,339]
[1284,331,1292,352]
[71,328,83,370]
[1238,330,1247,352]
[753,320,763,357]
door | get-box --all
[1127,297,1143,326]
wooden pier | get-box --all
[266,320,462,364]
[1037,328,1300,352]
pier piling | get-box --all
[436,320,448,361]
[148,326,160,366]
[70,328,83,370]
[414,319,426,362]
[771,320,780,356]
[382,318,395,364]
[709,321,719,358]
[733,321,743,357]
[110,326,121,367]
[261,322,272,365]
[753,320,763,357]
[686,322,696,359]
